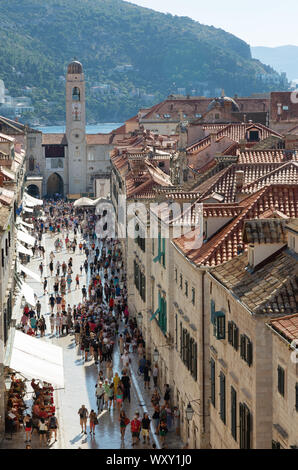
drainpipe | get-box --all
[201,270,205,435]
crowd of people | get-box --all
[11,198,182,448]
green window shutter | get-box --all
[211,300,215,324]
[247,340,253,366]
[211,358,215,407]
[180,322,183,358]
[219,371,226,424]
[158,291,162,326]
[278,366,285,396]
[228,321,233,344]
[234,326,239,351]
[162,237,165,267]
[193,342,197,381]
[240,335,245,359]
[163,298,167,334]
[231,387,237,441]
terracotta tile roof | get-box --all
[285,219,298,234]
[238,150,298,164]
[209,250,298,315]
[42,133,68,146]
[173,185,298,267]
[243,219,288,244]
[86,134,112,145]
[193,162,298,203]
[0,133,15,143]
[270,314,298,342]
[242,162,298,194]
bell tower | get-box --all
[65,60,87,195]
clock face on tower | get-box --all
[69,129,84,144]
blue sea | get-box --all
[34,123,123,134]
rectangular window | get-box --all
[5,238,8,256]
[239,403,251,449]
[175,267,177,283]
[240,334,253,366]
[296,383,298,412]
[192,287,195,305]
[228,321,239,350]
[277,366,285,397]
[1,248,4,268]
[185,280,188,297]
[214,312,225,340]
[180,273,183,289]
[175,314,178,350]
[211,359,216,407]
[8,231,11,247]
[219,372,226,424]
[231,387,237,441]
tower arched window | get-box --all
[72,87,80,101]
[29,156,35,171]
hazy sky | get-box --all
[127,0,298,47]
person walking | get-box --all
[23,414,32,443]
[75,273,80,289]
[48,413,58,442]
[119,410,129,441]
[50,313,55,335]
[121,371,131,403]
[78,405,88,434]
[152,363,159,388]
[38,418,48,446]
[131,414,141,446]
[95,382,105,412]
[43,278,47,295]
[89,410,97,436]
[141,413,151,444]
[36,300,41,319]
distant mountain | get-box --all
[252,45,298,81]
[0,0,288,125]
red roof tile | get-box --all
[173,185,298,267]
[270,314,298,341]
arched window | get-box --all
[72,87,80,101]
[29,156,35,171]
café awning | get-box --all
[23,206,33,213]
[17,229,36,246]
[18,263,41,283]
[6,330,64,388]
[21,281,36,306]
[16,217,34,229]
[24,193,43,206]
[74,197,94,207]
[16,243,33,257]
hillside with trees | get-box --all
[0,0,289,125]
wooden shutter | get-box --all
[193,342,197,381]
[228,321,233,344]
[233,326,239,351]
[162,237,165,266]
[211,300,215,324]
[180,322,183,358]
[163,298,167,334]
[220,372,226,424]
[231,387,237,441]
[210,358,215,407]
[247,340,253,366]
[240,335,245,359]
[278,366,285,396]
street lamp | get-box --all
[185,403,194,422]
[137,312,143,328]
[153,348,159,363]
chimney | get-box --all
[239,139,246,151]
[235,170,244,191]
[210,131,217,144]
